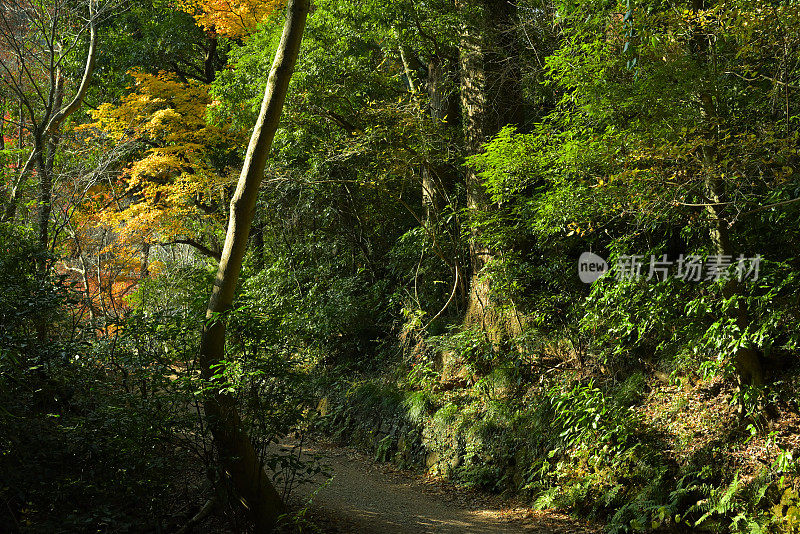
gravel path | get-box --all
[285,441,597,534]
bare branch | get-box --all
[161,239,222,261]
[45,0,97,134]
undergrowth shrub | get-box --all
[0,226,203,532]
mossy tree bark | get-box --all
[197,0,310,531]
[458,0,522,335]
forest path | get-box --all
[284,440,598,534]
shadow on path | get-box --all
[284,441,596,534]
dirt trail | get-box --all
[286,441,597,534]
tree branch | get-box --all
[161,238,221,261]
[45,0,97,135]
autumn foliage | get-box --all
[83,70,246,255]
[174,0,284,38]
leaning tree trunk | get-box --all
[197,0,310,531]
[459,0,522,335]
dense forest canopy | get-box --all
[2,0,800,532]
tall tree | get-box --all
[0,0,101,251]
[689,0,763,392]
[197,0,309,530]
[459,0,523,333]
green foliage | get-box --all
[405,389,438,424]
[428,328,496,376]
[6,0,800,530]
[0,226,200,532]
[0,223,68,363]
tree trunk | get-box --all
[37,72,64,252]
[29,0,97,248]
[691,0,763,392]
[702,149,763,390]
[253,218,265,270]
[204,33,219,84]
[0,99,5,150]
[140,243,150,280]
[459,0,522,334]
[2,101,26,222]
[197,0,309,531]
[17,99,23,167]
[423,54,459,221]
[35,144,51,252]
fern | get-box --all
[692,473,742,528]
